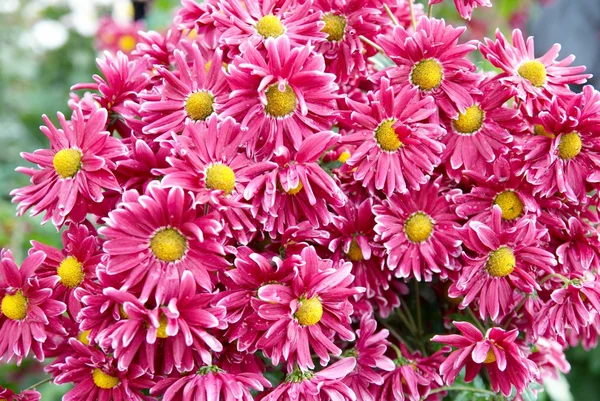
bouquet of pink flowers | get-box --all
[2,0,598,399]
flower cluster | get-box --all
[3,0,599,399]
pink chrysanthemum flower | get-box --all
[342,77,445,196]
[343,315,395,401]
[11,107,126,227]
[176,0,221,50]
[32,223,101,318]
[213,0,325,56]
[555,216,600,273]
[432,321,539,397]
[255,246,362,371]
[71,51,149,137]
[139,44,229,136]
[442,78,524,180]
[244,133,346,237]
[152,364,270,401]
[0,249,66,364]
[258,358,357,401]
[133,28,184,67]
[529,338,571,380]
[373,180,462,281]
[376,0,425,32]
[0,385,40,401]
[159,117,275,244]
[449,206,557,321]
[223,36,338,156]
[479,29,590,115]
[376,18,480,118]
[55,339,155,401]
[428,0,492,20]
[516,87,600,204]
[96,17,144,55]
[100,182,227,303]
[313,0,382,84]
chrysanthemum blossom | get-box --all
[555,216,600,273]
[259,358,357,401]
[0,249,66,364]
[342,77,445,196]
[213,0,326,56]
[432,321,539,396]
[140,44,229,136]
[11,107,126,227]
[479,29,590,115]
[223,36,338,156]
[0,385,40,401]
[376,17,480,118]
[256,246,363,371]
[429,0,492,20]
[96,17,144,55]
[374,180,462,281]
[100,182,227,303]
[449,206,557,321]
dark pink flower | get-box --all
[555,216,600,273]
[0,385,40,401]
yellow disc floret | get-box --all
[79,330,91,345]
[150,228,187,262]
[1,291,27,321]
[518,60,547,87]
[205,163,236,195]
[404,212,434,243]
[185,91,214,121]
[286,181,303,195]
[558,132,582,160]
[346,238,364,261]
[256,15,285,39]
[494,191,524,221]
[484,349,497,364]
[453,105,485,134]
[321,13,347,42]
[117,34,136,53]
[53,148,82,179]
[337,150,351,163]
[265,84,297,117]
[156,315,169,339]
[92,369,120,389]
[57,256,85,288]
[295,297,323,326]
[411,59,443,91]
[486,246,516,278]
[375,119,402,152]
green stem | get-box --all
[397,306,417,335]
[540,273,570,286]
[383,3,400,26]
[377,316,415,353]
[359,35,384,54]
[466,306,486,333]
[24,377,52,391]
[426,386,497,398]
[414,281,423,336]
[408,0,417,30]
[400,302,418,334]
[427,3,433,18]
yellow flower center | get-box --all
[1,291,28,321]
[410,59,443,91]
[404,212,434,243]
[486,246,516,278]
[53,148,82,179]
[256,14,285,38]
[346,239,363,261]
[57,256,85,288]
[185,91,214,121]
[494,191,523,221]
[150,228,187,262]
[295,297,323,326]
[452,105,485,134]
[117,34,136,53]
[287,181,303,195]
[205,163,236,195]
[337,150,351,163]
[518,60,547,87]
[321,13,347,42]
[534,124,554,138]
[484,349,496,364]
[156,315,169,339]
[375,119,402,152]
[92,369,120,389]
[265,84,297,117]
[79,330,91,345]
[558,132,582,160]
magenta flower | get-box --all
[0,385,40,401]
[258,358,357,401]
[140,44,229,136]
[528,338,570,380]
[450,206,557,321]
[432,321,539,397]
[555,217,600,273]
[480,29,590,115]
[96,17,144,55]
[133,28,184,67]
[32,223,101,318]
[11,106,126,227]
[373,180,462,281]
[428,0,491,20]
[376,18,480,118]
[223,36,338,156]
[55,339,155,401]
[342,77,445,196]
[100,182,227,303]
[0,249,66,364]
[256,246,362,371]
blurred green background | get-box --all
[0,0,596,399]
